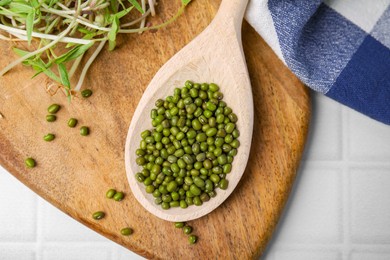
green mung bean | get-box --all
[80,126,89,136]
[171,191,180,200]
[189,235,198,244]
[67,118,78,128]
[25,158,36,168]
[193,196,202,206]
[48,104,60,114]
[183,225,192,235]
[161,202,170,210]
[46,114,57,122]
[200,192,210,202]
[81,89,93,98]
[219,179,229,190]
[92,211,105,220]
[170,201,180,207]
[120,227,133,236]
[113,192,124,201]
[106,189,116,199]
[175,222,185,228]
[43,133,55,142]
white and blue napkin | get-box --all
[246,0,390,125]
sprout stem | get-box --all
[121,8,151,28]
[119,3,186,34]
[0,19,78,76]
[139,0,146,34]
[0,24,94,44]
[74,39,106,91]
[148,0,156,16]
[69,54,84,78]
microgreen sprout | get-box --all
[0,0,192,99]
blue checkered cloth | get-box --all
[246,0,390,125]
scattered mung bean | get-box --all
[68,118,78,128]
[80,126,90,136]
[92,211,105,220]
[106,189,116,199]
[43,133,55,142]
[47,104,60,114]
[120,227,133,236]
[81,89,93,98]
[25,158,36,168]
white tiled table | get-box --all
[1,92,390,260]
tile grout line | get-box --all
[301,160,390,166]
[36,198,44,260]
[267,243,390,250]
[341,107,351,260]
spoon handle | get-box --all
[215,0,249,28]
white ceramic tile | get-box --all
[42,245,111,260]
[348,111,390,161]
[0,245,35,260]
[273,165,342,244]
[115,244,145,260]
[303,93,342,161]
[350,250,390,260]
[274,249,341,260]
[350,167,390,243]
[0,166,37,242]
[42,200,107,242]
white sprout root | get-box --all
[74,39,107,91]
[149,0,156,16]
[139,0,147,34]
[0,24,93,45]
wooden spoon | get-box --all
[125,0,253,222]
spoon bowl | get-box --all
[125,0,253,222]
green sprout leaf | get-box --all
[108,15,119,51]
[30,60,58,82]
[58,63,70,88]
[0,0,12,7]
[128,0,144,14]
[26,10,34,45]
[13,47,30,57]
[58,63,72,101]
[110,0,118,13]
[116,6,133,19]
[30,0,40,9]
[55,42,94,64]
[9,1,33,13]
[47,0,58,8]
[13,48,60,82]
[181,0,191,6]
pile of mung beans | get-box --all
[135,81,240,210]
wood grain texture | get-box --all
[0,1,310,259]
[126,0,253,222]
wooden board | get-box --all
[0,1,310,259]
